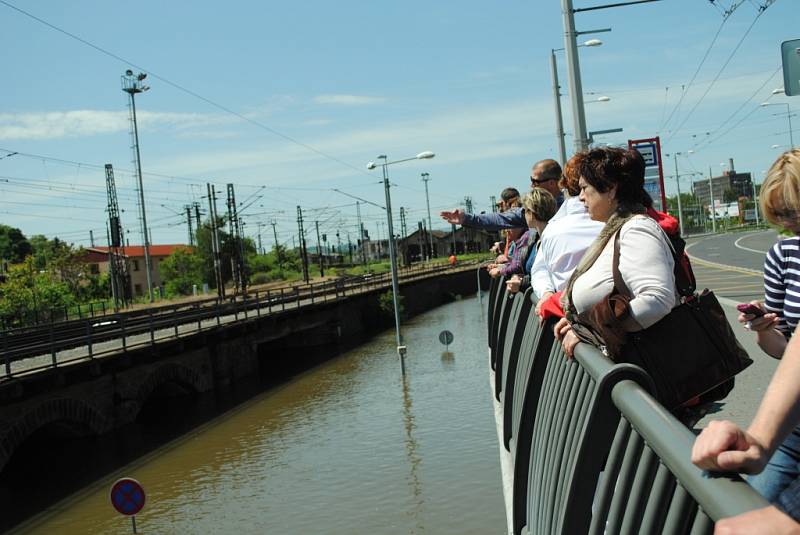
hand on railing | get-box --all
[554,317,579,358]
[691,420,770,475]
[713,505,800,535]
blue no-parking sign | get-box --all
[110,477,146,516]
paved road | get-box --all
[686,230,787,429]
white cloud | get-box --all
[312,94,386,106]
[0,110,237,140]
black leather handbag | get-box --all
[577,229,753,410]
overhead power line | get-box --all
[666,5,772,142]
[0,0,372,180]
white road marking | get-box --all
[734,232,770,255]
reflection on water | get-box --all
[13,295,504,534]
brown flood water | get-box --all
[12,295,505,534]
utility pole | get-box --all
[207,183,225,298]
[122,70,154,302]
[297,206,309,283]
[315,220,324,277]
[356,201,367,267]
[256,222,264,254]
[89,230,95,247]
[346,232,353,264]
[271,220,281,263]
[421,172,435,258]
[193,202,202,231]
[550,48,568,165]
[753,177,761,227]
[464,196,473,253]
[185,205,194,246]
[561,0,589,152]
[105,163,130,308]
[226,184,241,293]
[672,153,685,237]
[491,195,498,214]
[336,231,341,263]
[399,207,408,266]
[451,223,457,255]
[708,166,717,234]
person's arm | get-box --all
[713,506,800,535]
[692,331,800,474]
[531,238,555,299]
[618,219,676,330]
[500,232,530,276]
[461,207,526,231]
[757,242,792,357]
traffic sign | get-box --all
[110,478,146,516]
[633,143,658,167]
[439,330,454,347]
[782,39,800,96]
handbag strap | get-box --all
[611,228,633,299]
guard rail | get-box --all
[486,276,768,535]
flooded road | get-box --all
[13,295,505,534]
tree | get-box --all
[0,224,32,263]
[0,257,75,326]
[160,248,205,296]
[723,187,739,203]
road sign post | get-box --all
[110,477,146,534]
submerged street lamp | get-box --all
[367,151,436,374]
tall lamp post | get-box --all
[421,172,434,259]
[122,70,154,303]
[761,101,795,148]
[550,38,604,164]
[367,151,435,373]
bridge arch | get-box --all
[134,362,204,415]
[0,397,109,473]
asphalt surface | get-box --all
[685,230,785,429]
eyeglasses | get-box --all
[530,176,557,186]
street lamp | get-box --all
[550,38,605,164]
[665,151,689,236]
[421,172,434,260]
[367,150,435,373]
[121,70,154,303]
[761,101,795,148]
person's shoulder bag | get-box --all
[573,228,752,410]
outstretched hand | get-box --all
[440,209,465,225]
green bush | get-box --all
[250,271,271,285]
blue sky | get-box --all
[0,0,796,249]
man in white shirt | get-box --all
[531,195,603,312]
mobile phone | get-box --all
[737,303,766,317]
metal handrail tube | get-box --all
[611,379,768,520]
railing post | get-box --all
[310,284,315,304]
[101,301,106,315]
[266,290,271,314]
[149,309,155,345]
[196,304,202,332]
[174,308,179,338]
[281,288,285,311]
[89,302,94,318]
[244,295,249,319]
[86,320,93,359]
[256,291,261,317]
[216,301,221,326]
[50,316,56,367]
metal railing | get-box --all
[486,277,768,535]
[0,259,480,379]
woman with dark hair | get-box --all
[553,146,676,357]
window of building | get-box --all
[89,263,100,275]
[134,283,142,296]
[133,260,140,271]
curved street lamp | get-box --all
[366,150,436,374]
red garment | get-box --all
[539,291,565,320]
[503,234,512,257]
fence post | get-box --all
[216,302,221,326]
[101,301,106,315]
[244,295,248,320]
[149,310,155,345]
[233,296,239,321]
[281,288,286,312]
[267,290,272,314]
[89,302,94,318]
[196,304,202,332]
[86,320,93,359]
[311,284,315,304]
[3,329,10,377]
[256,291,261,317]
[174,308,179,338]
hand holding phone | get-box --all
[737,303,766,317]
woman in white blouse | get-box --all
[554,147,676,357]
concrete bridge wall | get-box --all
[0,268,484,473]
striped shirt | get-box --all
[764,237,800,337]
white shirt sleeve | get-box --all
[618,219,676,329]
[531,237,555,298]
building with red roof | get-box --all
[84,244,193,297]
